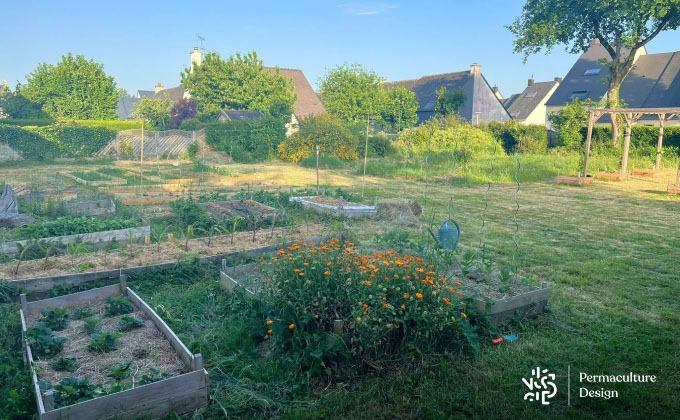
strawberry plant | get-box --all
[88,332,122,353]
[104,296,134,316]
[53,377,105,407]
[118,316,144,331]
[71,307,94,320]
[82,317,102,334]
[49,357,78,372]
[107,361,132,381]
[25,325,67,358]
[39,308,69,331]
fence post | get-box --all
[119,273,128,294]
[20,294,27,314]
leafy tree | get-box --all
[133,97,172,129]
[435,87,466,116]
[116,88,132,98]
[508,0,680,143]
[181,51,296,117]
[168,98,198,129]
[0,87,49,119]
[278,114,359,162]
[377,86,418,131]
[318,63,385,122]
[21,53,118,119]
[548,98,591,149]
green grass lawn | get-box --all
[1,161,679,419]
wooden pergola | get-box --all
[582,108,680,185]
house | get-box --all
[218,110,264,121]
[545,39,680,126]
[386,64,511,125]
[503,77,561,125]
[116,97,140,120]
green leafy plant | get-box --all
[49,357,78,372]
[105,296,134,316]
[13,242,44,277]
[0,279,19,303]
[71,307,94,320]
[25,325,67,358]
[53,377,105,407]
[66,239,88,268]
[107,361,133,381]
[78,261,95,272]
[8,216,137,242]
[39,308,69,331]
[88,332,122,353]
[82,317,102,334]
[118,316,145,331]
[138,368,172,385]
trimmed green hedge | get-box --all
[0,124,116,159]
[71,120,143,130]
[181,116,287,163]
[0,124,60,160]
[0,118,55,127]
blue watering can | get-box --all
[428,219,461,250]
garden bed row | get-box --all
[290,195,378,217]
[59,172,127,186]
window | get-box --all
[524,91,537,98]
[584,68,601,76]
[568,91,588,100]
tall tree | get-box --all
[318,63,385,122]
[21,53,118,119]
[377,86,419,131]
[168,98,198,129]
[133,98,172,129]
[508,0,680,143]
[181,51,296,117]
[0,85,48,119]
[434,87,466,116]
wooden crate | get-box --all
[668,184,680,194]
[631,168,665,177]
[20,279,208,420]
[596,171,628,181]
[473,283,550,323]
[556,175,594,185]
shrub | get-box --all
[67,120,143,131]
[487,121,548,154]
[170,199,214,231]
[0,118,55,127]
[548,99,591,150]
[183,116,287,163]
[104,296,134,316]
[35,125,116,157]
[261,238,469,375]
[279,114,359,162]
[299,155,345,169]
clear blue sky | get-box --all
[2,1,679,98]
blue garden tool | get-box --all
[428,219,461,250]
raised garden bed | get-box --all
[60,172,127,186]
[65,198,116,217]
[291,195,377,218]
[668,184,680,195]
[556,175,594,185]
[596,171,628,181]
[199,200,277,220]
[471,282,549,323]
[19,278,208,420]
[631,168,665,177]
[0,225,150,255]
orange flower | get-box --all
[401,304,406,310]
[403,293,410,299]
[458,292,463,296]
[299,272,305,276]
[266,277,271,282]
[383,304,388,309]
[363,303,368,309]
[461,313,467,318]
[324,270,330,276]
[415,293,423,299]
[363,310,367,315]
[289,323,295,329]
[294,269,301,273]
[454,281,461,286]
[388,323,394,328]
[303,262,309,267]
[365,280,372,286]
[461,302,466,307]
[394,274,399,279]
[370,274,376,278]
[267,320,274,325]
[357,317,362,323]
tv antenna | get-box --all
[197,34,206,51]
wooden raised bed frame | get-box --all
[668,184,680,195]
[473,283,550,323]
[631,168,665,177]
[291,196,378,218]
[596,171,628,181]
[19,277,208,420]
[556,175,594,185]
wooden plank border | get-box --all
[474,284,550,322]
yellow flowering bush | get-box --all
[260,238,469,373]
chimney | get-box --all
[554,77,562,83]
[190,47,203,73]
[470,63,481,76]
[527,77,535,87]
[492,85,499,93]
[155,82,164,93]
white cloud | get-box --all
[338,2,395,16]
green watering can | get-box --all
[428,219,461,250]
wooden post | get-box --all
[193,353,204,370]
[144,235,150,245]
[119,274,128,294]
[338,196,343,217]
[221,258,227,273]
[315,145,320,195]
[43,390,55,411]
[361,114,369,198]
[676,159,680,186]
[620,115,632,175]
[20,294,27,314]
[582,111,595,177]
[656,114,665,170]
[333,320,344,335]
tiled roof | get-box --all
[152,84,186,102]
[505,81,558,121]
[265,67,326,119]
[116,97,140,120]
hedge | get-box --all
[70,120,144,130]
[0,118,55,127]
[0,124,116,159]
[181,116,287,163]
[279,114,359,162]
[0,124,59,160]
